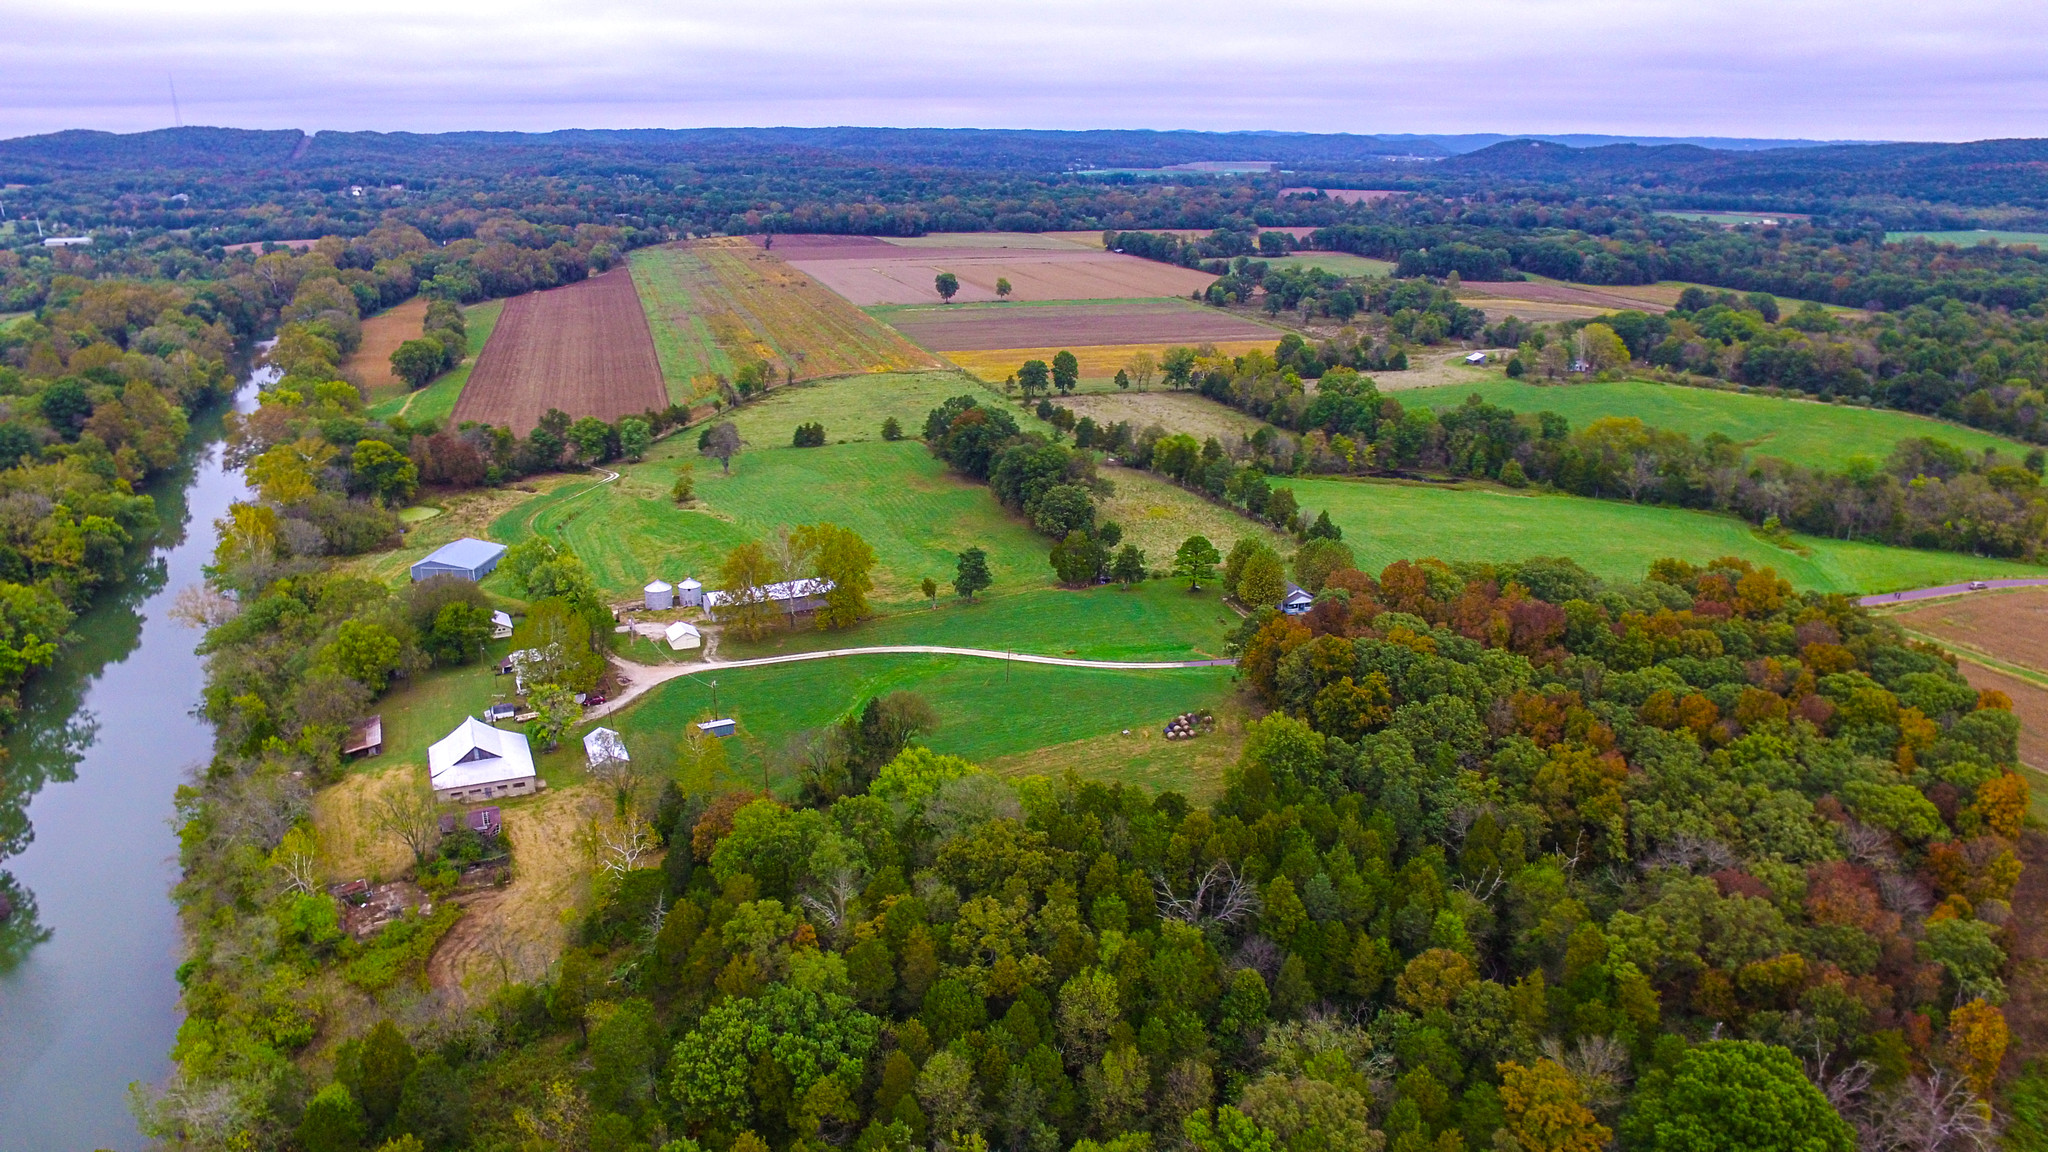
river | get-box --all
[0,370,260,1152]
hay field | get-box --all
[1057,391,1270,445]
[313,764,419,884]
[429,784,598,998]
[1891,588,2048,677]
[366,300,502,426]
[877,298,1278,351]
[1252,253,1394,277]
[630,240,940,405]
[453,268,666,433]
[947,342,1274,384]
[775,234,1216,305]
[344,296,428,403]
[1382,377,2031,470]
[1291,475,2048,594]
[1096,464,1293,564]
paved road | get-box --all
[589,644,1236,718]
[1857,578,2048,608]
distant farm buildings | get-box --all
[428,717,537,803]
[704,577,834,621]
[411,537,508,582]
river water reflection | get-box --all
[0,375,259,1151]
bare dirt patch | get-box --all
[453,267,667,433]
[342,296,429,401]
[772,234,1216,305]
[1893,587,2048,674]
[429,784,598,1001]
[884,299,1278,351]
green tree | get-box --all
[995,277,1013,299]
[1111,544,1147,588]
[935,272,960,302]
[393,1054,470,1149]
[672,465,695,503]
[1115,368,1131,390]
[1293,538,1355,593]
[588,998,662,1114]
[1184,1106,1281,1152]
[568,416,613,462]
[793,421,827,448]
[426,601,491,665]
[1305,510,1342,541]
[326,620,404,693]
[617,417,651,461]
[1161,346,1199,390]
[921,576,938,607]
[355,1019,416,1132]
[1622,1040,1854,1152]
[298,1082,369,1152]
[954,547,992,601]
[390,338,449,389]
[795,522,876,630]
[352,440,419,506]
[1052,350,1080,395]
[1050,530,1106,586]
[1173,536,1222,590]
[882,416,904,441]
[1017,359,1050,398]
[1236,549,1286,608]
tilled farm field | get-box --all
[771,233,1216,305]
[1892,587,2048,675]
[878,298,1279,350]
[630,239,939,402]
[451,267,667,433]
[341,295,428,402]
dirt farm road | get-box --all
[588,645,1236,719]
[1859,578,2048,607]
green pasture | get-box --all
[1291,476,2048,594]
[719,578,1239,663]
[1255,252,1394,277]
[605,653,1235,786]
[1886,230,2048,248]
[491,440,1056,605]
[1376,377,2030,470]
[711,370,1025,447]
[366,299,503,425]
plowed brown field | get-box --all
[453,267,666,433]
[769,233,1216,305]
[342,296,428,403]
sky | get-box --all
[3,0,2046,142]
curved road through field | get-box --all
[1858,578,2048,607]
[589,645,1236,719]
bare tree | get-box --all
[376,778,444,868]
[590,805,657,877]
[169,583,240,629]
[1858,1071,1996,1152]
[1156,862,1262,926]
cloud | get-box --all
[2,0,2044,140]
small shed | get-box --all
[665,620,702,651]
[1464,352,1488,365]
[1280,582,1315,616]
[697,718,737,738]
[677,578,704,608]
[483,702,519,723]
[644,579,674,610]
[411,537,509,583]
[490,610,514,639]
[584,727,629,770]
[342,715,384,758]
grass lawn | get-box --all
[1378,377,2030,470]
[366,300,504,425]
[359,642,520,772]
[1254,252,1394,277]
[1291,475,2048,594]
[720,577,1241,662]
[1886,230,2048,248]
[712,370,1014,448]
[605,653,1236,792]
[492,439,1057,605]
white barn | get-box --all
[703,577,834,620]
[428,717,537,803]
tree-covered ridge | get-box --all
[164,545,2048,1152]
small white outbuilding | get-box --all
[583,726,629,771]
[490,610,514,639]
[676,578,703,608]
[665,620,703,651]
[644,579,675,610]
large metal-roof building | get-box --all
[410,537,509,583]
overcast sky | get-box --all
[3,0,2045,142]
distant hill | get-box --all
[1378,132,1880,154]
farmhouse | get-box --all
[1280,582,1315,615]
[703,577,834,621]
[428,716,537,803]
[411,537,509,582]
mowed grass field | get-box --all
[631,240,942,404]
[1252,252,1394,277]
[608,653,1236,787]
[1292,476,2048,593]
[1380,377,2030,469]
[1886,230,2048,248]
[366,300,503,425]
